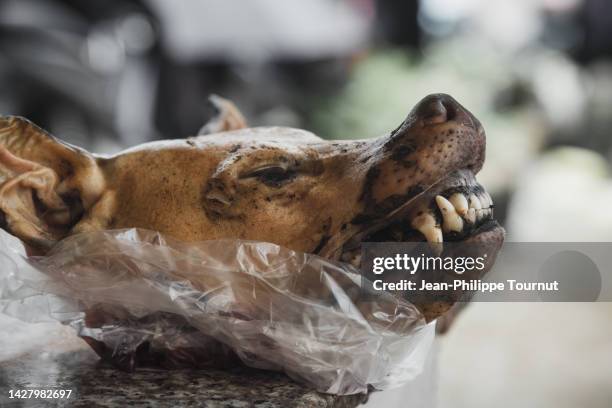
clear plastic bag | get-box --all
[0,229,435,395]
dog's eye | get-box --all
[243,165,296,187]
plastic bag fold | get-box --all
[0,229,434,395]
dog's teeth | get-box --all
[468,194,482,210]
[411,211,443,254]
[477,208,489,222]
[478,193,488,208]
[405,188,491,247]
[449,193,469,216]
[476,209,485,221]
[459,194,480,224]
[480,192,492,208]
[436,195,463,233]
[465,207,477,224]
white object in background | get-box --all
[507,147,612,241]
[146,0,371,62]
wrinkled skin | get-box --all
[0,94,504,325]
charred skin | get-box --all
[0,94,504,324]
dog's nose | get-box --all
[413,94,479,128]
[415,94,448,125]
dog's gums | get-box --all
[0,93,504,321]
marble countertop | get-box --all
[0,349,368,407]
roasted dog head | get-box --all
[0,94,504,319]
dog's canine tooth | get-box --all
[449,193,469,216]
[411,211,443,254]
[435,195,463,233]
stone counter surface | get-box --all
[0,349,368,408]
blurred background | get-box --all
[0,0,611,407]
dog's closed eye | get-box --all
[241,165,297,187]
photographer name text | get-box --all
[373,279,559,292]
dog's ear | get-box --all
[0,116,105,251]
[198,95,247,135]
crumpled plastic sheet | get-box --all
[0,228,435,395]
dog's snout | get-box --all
[380,93,487,184]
